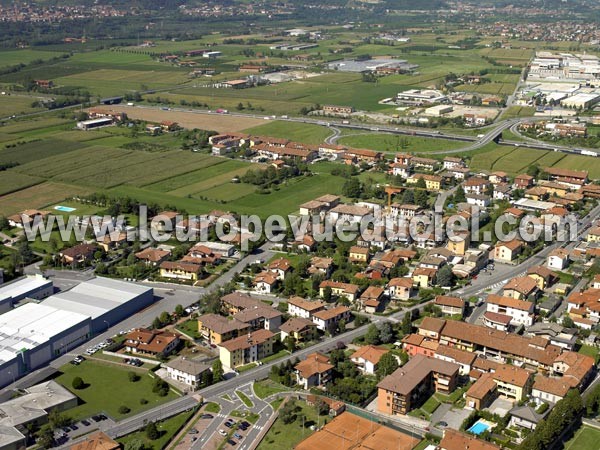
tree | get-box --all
[436,265,455,287]
[145,422,159,440]
[36,424,54,448]
[342,178,362,198]
[364,324,380,345]
[152,378,169,396]
[337,319,346,333]
[175,304,184,317]
[401,312,412,335]
[527,164,540,178]
[280,400,299,424]
[128,371,140,382]
[415,177,427,189]
[125,439,149,450]
[379,322,393,344]
[283,335,296,353]
[118,405,131,414]
[0,215,9,230]
[322,286,332,302]
[414,189,429,207]
[562,315,574,328]
[376,353,399,379]
[212,359,224,382]
[401,189,415,204]
[72,376,85,390]
[454,186,466,204]
[314,398,329,415]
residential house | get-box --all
[407,174,442,191]
[221,292,264,315]
[388,277,414,300]
[349,246,370,263]
[279,317,317,343]
[527,266,557,290]
[197,313,250,344]
[493,239,524,263]
[233,306,283,331]
[59,243,97,265]
[254,271,279,294]
[218,329,276,369]
[547,248,570,271]
[412,267,437,288]
[308,257,334,277]
[464,177,490,195]
[328,204,373,224]
[377,355,459,415]
[268,258,292,280]
[514,174,535,189]
[434,295,465,317]
[402,333,439,358]
[443,157,464,170]
[287,297,326,319]
[466,194,491,208]
[360,286,385,313]
[135,247,171,266]
[311,306,351,332]
[509,405,548,431]
[165,357,211,389]
[351,345,390,375]
[70,432,120,450]
[465,373,498,410]
[319,280,360,302]
[486,294,534,327]
[124,328,179,357]
[434,345,476,376]
[7,209,50,228]
[502,276,539,300]
[159,261,202,282]
[295,352,334,389]
[532,375,573,405]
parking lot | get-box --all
[53,414,115,446]
[195,414,253,450]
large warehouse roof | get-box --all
[0,303,89,364]
[0,275,52,302]
[42,277,153,319]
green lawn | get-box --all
[421,395,441,415]
[253,379,289,399]
[260,349,290,364]
[55,361,178,420]
[578,345,600,363]
[564,426,600,450]
[117,409,195,450]
[337,133,466,154]
[236,390,254,408]
[176,319,201,339]
[257,401,320,450]
[204,402,221,413]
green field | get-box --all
[55,361,178,420]
[564,426,600,450]
[0,95,45,116]
[257,400,319,450]
[243,121,332,144]
[0,172,43,196]
[118,409,195,450]
[0,49,67,68]
[338,133,466,153]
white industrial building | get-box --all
[42,277,154,333]
[0,277,154,388]
[0,303,92,388]
[0,275,53,313]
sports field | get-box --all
[564,426,600,450]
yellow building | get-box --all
[407,174,442,191]
[197,313,250,344]
[493,365,532,402]
[587,226,600,243]
[349,246,369,263]
[159,261,202,281]
[218,329,276,369]
[446,232,470,256]
[412,267,437,288]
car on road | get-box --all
[219,430,227,436]
[438,421,448,428]
[201,414,213,419]
[189,429,198,435]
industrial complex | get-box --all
[0,277,153,388]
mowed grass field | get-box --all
[0,95,45,117]
[338,133,467,153]
[564,426,600,450]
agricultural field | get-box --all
[337,133,466,153]
[243,121,332,145]
[0,172,43,196]
[0,94,45,117]
[0,49,68,68]
[0,182,92,216]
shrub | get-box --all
[128,372,140,382]
[118,405,131,414]
[72,377,85,390]
[140,398,148,405]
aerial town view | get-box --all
[3,1,600,450]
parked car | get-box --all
[219,430,227,436]
[228,440,237,446]
[81,420,91,426]
[201,414,213,419]
[233,433,243,440]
